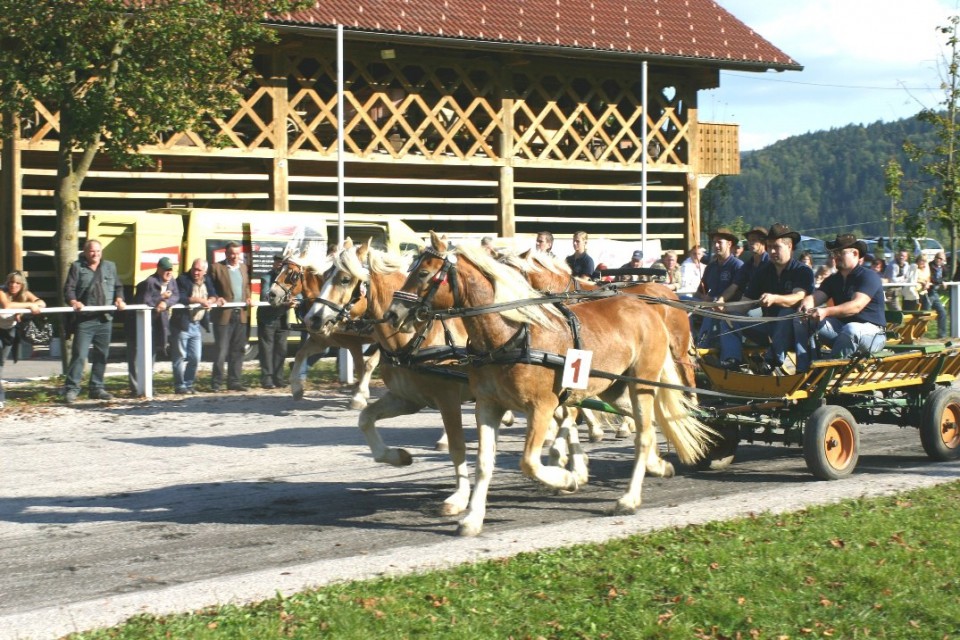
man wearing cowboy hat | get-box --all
[695,227,745,365]
[801,233,886,359]
[737,226,769,288]
[719,223,816,373]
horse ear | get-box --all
[357,238,371,260]
[519,249,531,259]
[430,230,448,253]
[342,237,354,250]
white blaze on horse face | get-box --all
[316,276,340,327]
[302,300,328,332]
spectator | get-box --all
[736,226,769,294]
[617,250,644,282]
[883,250,913,311]
[927,252,949,339]
[0,271,46,410]
[695,228,745,366]
[814,265,831,287]
[565,230,597,281]
[535,231,555,256]
[210,241,252,392]
[63,239,126,404]
[171,259,220,395]
[678,244,706,298]
[258,254,296,389]
[127,257,180,395]
[652,250,681,291]
[802,234,886,359]
[798,251,814,269]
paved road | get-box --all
[2,384,960,639]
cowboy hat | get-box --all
[708,227,739,243]
[744,226,768,241]
[826,233,867,256]
[765,222,801,244]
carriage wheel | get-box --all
[695,424,739,471]
[803,406,859,480]
[920,388,960,461]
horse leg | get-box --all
[559,410,589,486]
[615,390,657,514]
[548,407,573,468]
[436,400,471,516]
[357,391,420,466]
[348,345,379,410]
[289,336,326,400]
[458,402,506,537]
[580,407,606,442]
[616,415,635,439]
[519,404,580,492]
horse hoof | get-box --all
[615,426,631,439]
[457,520,483,537]
[613,499,639,515]
[502,411,516,426]
[440,501,467,517]
[589,432,604,443]
[435,440,449,452]
[395,449,414,466]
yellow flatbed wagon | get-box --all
[696,343,960,479]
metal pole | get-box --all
[640,61,648,253]
[134,307,153,399]
[336,24,354,384]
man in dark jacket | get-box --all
[171,258,221,394]
[257,254,297,389]
[127,257,181,394]
[63,239,126,404]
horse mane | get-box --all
[333,246,369,282]
[454,244,563,328]
[529,250,571,275]
[366,247,409,276]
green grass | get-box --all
[2,359,343,407]
[67,482,960,640]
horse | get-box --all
[268,252,380,408]
[311,240,533,516]
[385,232,714,536]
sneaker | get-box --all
[89,389,114,401]
[211,384,222,393]
[186,388,197,395]
[228,384,249,392]
[174,387,188,395]
[64,390,79,404]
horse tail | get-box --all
[652,350,715,464]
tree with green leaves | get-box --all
[905,15,960,263]
[0,0,307,305]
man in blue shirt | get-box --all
[802,234,886,359]
[719,223,815,373]
[565,230,597,281]
[695,227,744,367]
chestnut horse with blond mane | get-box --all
[310,240,538,516]
[268,253,379,408]
[386,233,714,536]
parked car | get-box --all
[797,235,829,266]
[867,236,944,263]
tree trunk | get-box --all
[54,169,82,373]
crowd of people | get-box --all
[0,230,957,407]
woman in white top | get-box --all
[0,271,46,410]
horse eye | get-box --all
[418,269,431,279]
[340,276,351,285]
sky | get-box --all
[706,0,960,150]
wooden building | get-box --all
[0,0,799,292]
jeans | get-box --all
[65,315,113,393]
[212,311,246,387]
[172,322,203,390]
[921,292,948,338]
[814,318,886,359]
[0,341,10,403]
[718,307,813,372]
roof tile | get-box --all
[269,0,800,70]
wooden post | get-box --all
[269,51,290,212]
[686,172,700,250]
[496,88,516,237]
[0,113,23,275]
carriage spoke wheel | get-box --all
[920,388,960,461]
[803,406,859,480]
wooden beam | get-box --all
[270,50,290,211]
[686,172,700,250]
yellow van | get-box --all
[87,208,424,356]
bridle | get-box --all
[271,260,303,306]
[391,246,461,323]
[312,264,369,327]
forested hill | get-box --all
[702,116,938,239]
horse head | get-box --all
[384,231,459,333]
[269,257,306,306]
[311,239,371,335]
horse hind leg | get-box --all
[615,391,657,515]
